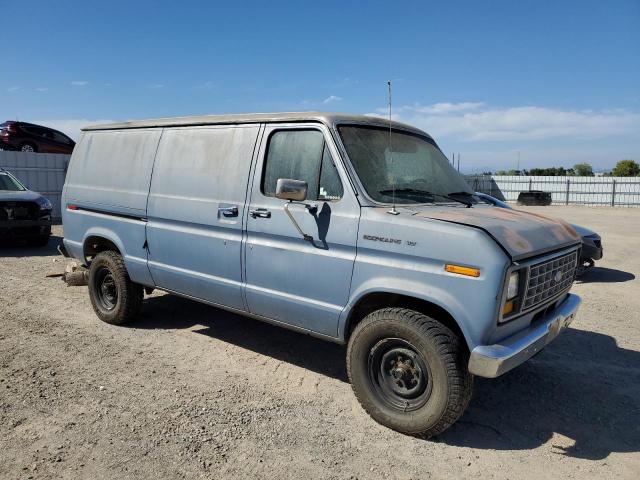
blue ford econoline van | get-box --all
[61,113,582,437]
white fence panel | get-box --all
[467,175,640,207]
[0,150,70,219]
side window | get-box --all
[30,127,51,139]
[318,144,343,201]
[262,130,343,201]
[53,132,70,144]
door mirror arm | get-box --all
[283,201,316,241]
[275,178,316,241]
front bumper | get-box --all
[0,218,52,239]
[468,293,581,378]
[581,239,603,261]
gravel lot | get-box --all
[1,205,639,479]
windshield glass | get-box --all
[338,125,474,204]
[0,172,26,191]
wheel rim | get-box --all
[21,144,34,152]
[367,338,432,411]
[95,267,118,311]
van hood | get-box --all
[409,205,581,261]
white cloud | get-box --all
[335,77,358,88]
[323,95,342,104]
[35,87,48,92]
[7,86,20,92]
[373,102,640,142]
[409,102,484,114]
[31,119,115,140]
[150,84,164,89]
[70,80,89,86]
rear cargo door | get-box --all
[146,125,260,310]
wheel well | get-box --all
[345,292,468,350]
[83,236,121,264]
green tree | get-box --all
[612,159,640,177]
[573,163,594,176]
[528,167,567,176]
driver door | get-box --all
[243,124,360,337]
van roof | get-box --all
[82,111,430,137]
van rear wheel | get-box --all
[347,308,472,438]
[88,251,143,325]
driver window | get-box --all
[262,130,343,201]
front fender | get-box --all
[338,278,474,347]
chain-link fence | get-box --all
[467,175,640,207]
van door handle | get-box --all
[218,206,239,217]
[249,208,271,219]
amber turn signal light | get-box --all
[502,300,514,315]
[444,264,480,277]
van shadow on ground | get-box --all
[133,293,640,460]
[134,293,348,383]
[577,266,635,284]
[440,327,640,459]
[0,234,63,257]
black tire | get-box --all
[30,235,50,247]
[88,251,143,325]
[20,142,37,153]
[347,308,473,438]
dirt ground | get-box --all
[1,205,639,479]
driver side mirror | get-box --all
[276,178,307,202]
[275,178,317,242]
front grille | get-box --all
[522,250,577,310]
[0,201,40,221]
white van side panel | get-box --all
[62,129,162,286]
[145,125,261,310]
[64,129,161,215]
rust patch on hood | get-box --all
[413,207,580,260]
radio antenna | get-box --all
[387,80,399,215]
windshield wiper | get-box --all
[446,191,476,207]
[379,188,472,207]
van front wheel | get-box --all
[347,308,472,438]
[88,251,143,325]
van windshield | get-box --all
[0,172,26,191]
[338,125,474,205]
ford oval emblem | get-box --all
[554,271,563,283]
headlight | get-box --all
[38,197,52,210]
[507,271,519,300]
[501,271,520,320]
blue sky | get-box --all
[1,0,638,172]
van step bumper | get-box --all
[468,293,581,378]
